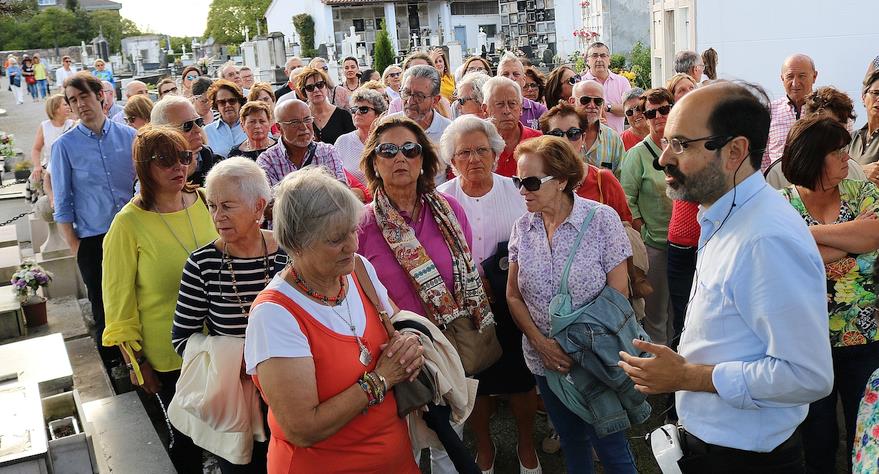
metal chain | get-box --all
[0,181,24,189]
[0,211,32,227]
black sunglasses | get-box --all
[512,175,555,192]
[376,142,422,159]
[567,74,581,85]
[644,104,672,119]
[625,107,642,117]
[578,96,604,107]
[349,105,375,115]
[304,81,326,92]
[547,127,584,142]
[150,150,195,168]
[181,117,205,133]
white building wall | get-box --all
[449,14,502,55]
[264,1,335,56]
[554,0,582,59]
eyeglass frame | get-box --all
[643,104,673,120]
[452,146,493,160]
[660,135,735,154]
[278,116,315,128]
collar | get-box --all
[698,171,765,227]
[584,70,614,83]
[526,196,586,232]
[423,109,439,132]
[216,119,240,130]
[77,117,110,138]
[785,95,804,119]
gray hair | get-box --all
[623,87,645,103]
[497,51,523,72]
[218,62,238,79]
[457,72,491,105]
[482,76,521,105]
[439,115,506,174]
[674,51,700,74]
[204,156,271,210]
[350,88,387,114]
[273,166,364,253]
[150,95,192,125]
[402,64,441,97]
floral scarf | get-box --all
[373,189,494,330]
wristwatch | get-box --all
[606,103,613,113]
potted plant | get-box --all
[0,131,14,158]
[14,160,31,183]
[11,261,53,327]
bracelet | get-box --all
[125,355,147,371]
[366,372,385,404]
[358,377,376,407]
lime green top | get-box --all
[620,135,672,249]
[102,194,217,373]
[33,63,47,81]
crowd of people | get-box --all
[23,42,879,473]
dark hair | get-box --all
[705,81,771,170]
[132,125,198,209]
[539,101,588,134]
[544,66,576,110]
[360,69,377,85]
[63,71,103,103]
[802,86,856,123]
[343,56,358,66]
[642,87,674,106]
[524,66,546,102]
[863,68,879,97]
[513,135,585,195]
[361,115,441,196]
[462,56,493,76]
[586,42,609,56]
[206,79,245,109]
[702,48,718,80]
[781,116,851,191]
[191,77,214,97]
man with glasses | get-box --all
[453,72,490,118]
[54,55,77,92]
[151,95,218,186]
[101,80,122,119]
[111,80,148,124]
[482,76,542,178]
[239,66,255,91]
[673,50,705,83]
[496,52,547,129]
[570,79,625,176]
[50,72,136,372]
[582,42,632,135]
[619,81,832,473]
[219,63,243,89]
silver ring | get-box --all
[557,365,562,370]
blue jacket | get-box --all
[547,285,652,437]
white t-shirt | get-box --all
[334,130,367,184]
[244,256,393,374]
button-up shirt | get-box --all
[762,96,801,171]
[49,119,136,238]
[256,140,347,187]
[520,98,547,130]
[582,70,632,134]
[204,119,247,158]
[677,172,833,452]
[620,135,672,249]
[850,123,879,166]
[582,123,625,178]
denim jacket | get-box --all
[545,207,652,437]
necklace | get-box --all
[155,195,198,255]
[290,267,346,305]
[330,297,372,366]
[222,233,271,315]
[344,81,358,92]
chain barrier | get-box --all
[0,211,32,227]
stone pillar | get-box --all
[384,2,399,54]
[439,1,453,44]
[36,252,80,299]
[446,41,463,73]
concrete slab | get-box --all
[21,296,89,341]
[0,244,20,283]
[64,336,113,404]
[0,333,73,396]
[0,224,16,248]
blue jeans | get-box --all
[36,79,48,98]
[26,81,37,98]
[535,375,637,474]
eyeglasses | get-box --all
[523,82,539,90]
[185,74,199,81]
[160,86,178,95]
[644,104,672,119]
[180,117,205,132]
[547,127,584,142]
[147,150,195,168]
[625,107,642,117]
[453,146,492,160]
[191,94,209,105]
[466,66,488,74]
[349,105,375,115]
[387,72,402,78]
[215,98,240,107]
[660,135,734,154]
[320,65,329,71]
[376,142,422,159]
[63,60,71,64]
[512,175,555,192]
[866,89,879,98]
[401,90,430,103]
[567,74,581,86]
[456,96,477,106]
[278,116,315,128]
[303,81,326,92]
[588,53,609,60]
[578,95,604,107]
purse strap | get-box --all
[558,206,598,296]
[353,256,396,338]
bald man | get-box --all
[111,80,149,124]
[570,80,625,175]
[761,54,818,171]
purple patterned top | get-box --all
[509,197,632,376]
[255,140,347,186]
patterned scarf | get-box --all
[373,189,494,330]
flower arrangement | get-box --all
[0,132,15,158]
[572,28,600,39]
[11,261,53,302]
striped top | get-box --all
[172,240,289,355]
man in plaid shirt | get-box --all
[761,54,818,171]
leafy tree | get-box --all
[628,41,651,89]
[0,0,36,17]
[610,53,626,72]
[27,7,80,49]
[89,10,140,53]
[292,14,315,57]
[373,26,395,76]
[204,0,270,45]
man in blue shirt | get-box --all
[203,79,246,157]
[50,71,136,369]
[618,82,833,471]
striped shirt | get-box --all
[256,140,347,187]
[171,241,289,355]
[582,123,626,178]
[762,96,800,171]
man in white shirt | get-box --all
[673,51,704,83]
[618,81,833,472]
[54,56,77,92]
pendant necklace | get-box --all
[330,295,372,366]
[155,196,198,255]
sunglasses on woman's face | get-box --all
[349,105,375,115]
[304,81,326,92]
[625,107,642,117]
[644,104,672,119]
[150,150,195,168]
[185,74,199,81]
[567,74,581,85]
[180,117,205,133]
[512,175,556,192]
[547,127,584,142]
[376,142,422,159]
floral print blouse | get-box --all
[854,367,879,473]
[780,179,879,347]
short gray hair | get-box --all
[273,167,364,254]
[350,88,387,114]
[482,76,521,105]
[150,95,192,125]
[204,156,271,210]
[402,64,441,97]
[497,51,523,72]
[439,115,506,174]
[623,87,645,103]
[674,51,700,74]
[456,72,491,105]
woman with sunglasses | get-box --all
[103,125,217,473]
[523,66,546,104]
[544,66,579,110]
[229,101,276,161]
[334,88,387,184]
[205,79,247,158]
[382,65,404,102]
[436,115,541,473]
[123,94,153,130]
[506,135,637,474]
[180,65,201,98]
[357,115,493,473]
[620,88,647,151]
[619,88,675,345]
[297,66,355,145]
[308,57,350,109]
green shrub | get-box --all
[373,26,395,75]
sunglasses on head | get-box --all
[180,117,205,132]
[567,74,581,85]
[547,127,584,141]
[644,104,672,119]
[578,95,604,107]
[349,105,375,115]
[376,142,422,159]
[149,150,195,168]
[387,71,402,78]
[304,81,326,92]
[512,175,556,192]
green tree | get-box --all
[628,41,651,89]
[27,7,80,49]
[373,26,395,75]
[0,0,36,17]
[88,10,140,53]
[204,0,270,45]
[292,14,315,57]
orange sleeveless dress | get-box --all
[251,274,419,474]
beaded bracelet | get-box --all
[358,377,377,407]
[364,372,386,404]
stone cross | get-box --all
[342,26,361,58]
